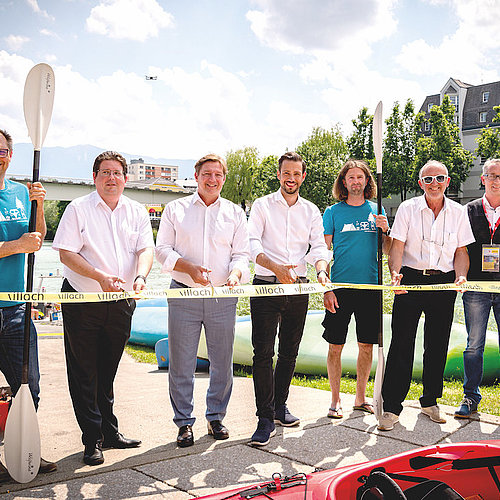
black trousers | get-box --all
[250,278,309,420]
[382,267,456,415]
[61,279,136,446]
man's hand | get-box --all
[324,291,339,313]
[133,276,146,292]
[273,264,298,284]
[454,275,467,292]
[188,264,211,286]
[316,270,330,285]
[97,274,125,292]
[375,214,389,233]
[391,270,406,295]
[226,273,240,288]
[27,182,46,203]
[18,231,43,253]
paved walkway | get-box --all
[0,322,498,499]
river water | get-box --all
[34,242,169,292]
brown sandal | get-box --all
[327,407,343,419]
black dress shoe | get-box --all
[102,432,141,449]
[177,424,194,448]
[207,420,229,440]
[83,443,104,466]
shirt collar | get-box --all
[93,190,123,211]
[482,194,499,212]
[418,194,449,212]
[193,190,221,207]
[273,188,302,207]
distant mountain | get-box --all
[9,144,196,180]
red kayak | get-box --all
[199,440,500,500]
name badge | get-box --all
[482,244,500,272]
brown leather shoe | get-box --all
[207,420,229,440]
[176,424,194,447]
[40,457,57,473]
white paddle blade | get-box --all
[23,63,55,151]
[372,346,385,420]
[4,384,41,483]
[373,101,383,174]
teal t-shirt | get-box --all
[323,200,384,284]
[0,179,30,307]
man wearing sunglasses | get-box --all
[455,158,500,418]
[378,160,474,431]
[53,151,154,466]
[0,129,57,477]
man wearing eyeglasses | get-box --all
[378,160,474,431]
[0,129,57,477]
[53,151,154,466]
[455,158,500,419]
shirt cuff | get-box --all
[162,250,182,273]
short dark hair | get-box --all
[194,153,227,175]
[93,151,128,175]
[0,129,13,152]
[278,151,306,173]
[333,159,376,201]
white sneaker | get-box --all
[377,411,399,431]
[421,405,446,423]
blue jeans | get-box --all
[462,291,500,404]
[0,304,40,409]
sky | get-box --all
[1,0,500,161]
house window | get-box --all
[427,103,434,112]
[448,94,459,113]
[424,121,431,132]
[480,112,487,123]
[483,91,490,103]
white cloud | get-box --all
[247,0,397,56]
[26,0,54,21]
[396,0,500,83]
[4,35,30,51]
[40,29,62,41]
[86,0,174,41]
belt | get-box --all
[254,275,308,284]
[408,268,444,276]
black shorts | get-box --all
[322,288,381,345]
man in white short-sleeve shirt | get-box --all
[53,151,154,466]
[378,160,474,431]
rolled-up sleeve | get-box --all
[229,209,251,284]
[305,206,332,265]
[248,200,266,263]
[155,205,182,273]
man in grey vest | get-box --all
[455,158,500,418]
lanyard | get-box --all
[482,199,500,243]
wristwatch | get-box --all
[317,269,329,279]
[383,227,391,236]
[134,275,147,283]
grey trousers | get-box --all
[167,281,237,427]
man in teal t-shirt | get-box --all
[322,159,392,419]
[0,128,56,476]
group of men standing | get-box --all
[1,124,499,473]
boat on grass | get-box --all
[197,440,500,500]
[129,299,500,383]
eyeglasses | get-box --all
[483,173,500,181]
[0,148,10,158]
[99,169,124,178]
[420,175,448,184]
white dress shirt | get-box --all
[155,191,250,287]
[482,194,500,228]
[248,189,331,277]
[52,191,154,292]
[391,195,475,272]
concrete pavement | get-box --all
[0,322,498,499]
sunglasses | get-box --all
[420,175,448,184]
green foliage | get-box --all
[221,147,260,210]
[295,126,349,212]
[383,100,420,202]
[415,95,474,192]
[476,105,500,160]
[347,107,374,161]
[44,200,69,240]
[252,154,280,199]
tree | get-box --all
[383,100,420,202]
[252,154,280,199]
[221,147,260,211]
[44,200,70,240]
[476,105,500,160]
[295,126,348,211]
[347,107,374,161]
[414,95,474,193]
